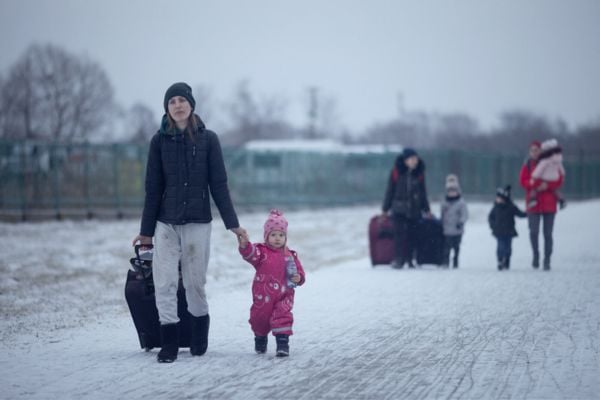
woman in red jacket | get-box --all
[519,141,564,270]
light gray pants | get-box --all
[154,221,211,324]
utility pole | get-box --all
[307,86,319,139]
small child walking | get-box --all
[238,209,306,357]
[529,138,566,209]
[488,185,527,270]
[440,174,468,268]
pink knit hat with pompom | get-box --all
[263,209,288,241]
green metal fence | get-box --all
[1,139,599,220]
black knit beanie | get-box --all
[163,82,196,112]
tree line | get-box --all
[1,43,598,157]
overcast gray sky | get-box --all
[1,0,599,133]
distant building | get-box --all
[243,139,403,154]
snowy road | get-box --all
[1,201,599,399]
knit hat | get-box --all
[445,174,461,193]
[541,138,559,152]
[496,184,512,201]
[164,82,196,112]
[402,147,418,159]
[530,140,541,149]
[263,209,288,241]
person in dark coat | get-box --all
[488,185,527,271]
[132,82,248,363]
[382,148,431,268]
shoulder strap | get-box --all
[391,166,399,183]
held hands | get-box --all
[232,227,249,248]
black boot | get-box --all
[275,334,289,357]
[532,252,539,269]
[505,256,511,270]
[255,336,268,354]
[190,314,210,356]
[543,257,551,271]
[157,323,179,363]
[559,198,566,210]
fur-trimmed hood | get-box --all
[394,154,426,176]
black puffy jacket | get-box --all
[140,115,239,236]
[382,156,430,219]
[488,200,527,238]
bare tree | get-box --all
[361,110,433,149]
[0,43,115,142]
[223,80,294,146]
[126,102,157,142]
[432,113,480,150]
[0,74,5,137]
[486,110,570,154]
[570,120,600,157]
[193,84,215,123]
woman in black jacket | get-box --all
[382,148,431,268]
[132,82,247,363]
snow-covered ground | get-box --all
[1,200,599,399]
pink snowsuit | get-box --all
[239,242,306,337]
[531,153,565,182]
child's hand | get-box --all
[237,232,249,248]
[291,274,301,284]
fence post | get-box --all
[51,143,62,219]
[113,144,122,218]
[578,149,585,198]
[84,141,92,218]
[19,142,27,221]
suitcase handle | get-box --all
[134,244,153,259]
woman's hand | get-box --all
[237,232,249,249]
[231,227,249,247]
[132,234,152,247]
[290,274,301,284]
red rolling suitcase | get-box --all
[369,214,395,266]
[125,245,191,350]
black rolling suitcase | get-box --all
[125,245,191,350]
[415,218,444,266]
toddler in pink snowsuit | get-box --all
[529,138,566,209]
[238,209,306,357]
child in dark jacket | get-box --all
[238,210,306,357]
[488,185,527,270]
